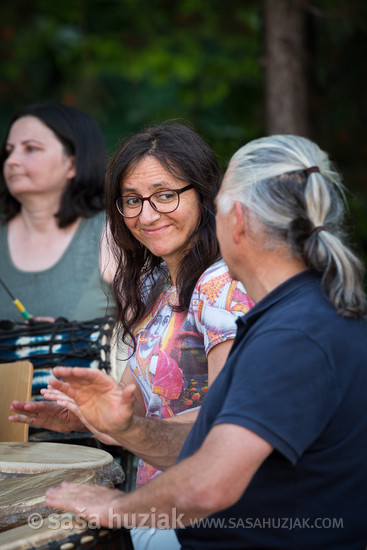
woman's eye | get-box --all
[125,197,141,207]
[156,191,176,202]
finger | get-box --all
[52,367,104,382]
[48,378,75,396]
[10,400,28,410]
[45,483,103,511]
[52,366,75,378]
[9,404,35,416]
[63,401,81,416]
[8,414,33,424]
[44,385,67,394]
[55,399,78,410]
[122,384,137,404]
[45,483,81,511]
[23,401,49,411]
[41,388,73,402]
[11,400,46,412]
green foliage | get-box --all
[0,0,366,265]
[0,0,263,160]
[309,0,367,265]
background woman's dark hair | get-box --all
[0,102,107,227]
[106,121,222,349]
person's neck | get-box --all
[18,191,67,230]
[11,190,67,234]
[165,261,179,287]
[16,208,59,235]
[239,253,307,304]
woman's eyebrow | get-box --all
[6,138,44,147]
[122,181,177,193]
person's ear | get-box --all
[233,201,246,244]
[67,155,76,180]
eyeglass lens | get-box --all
[118,190,179,217]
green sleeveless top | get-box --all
[0,212,116,322]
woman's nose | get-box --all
[5,149,20,165]
[138,200,161,223]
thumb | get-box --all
[121,384,137,404]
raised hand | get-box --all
[47,367,137,441]
[40,382,126,446]
[9,400,85,433]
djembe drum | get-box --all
[0,442,125,533]
[0,319,134,491]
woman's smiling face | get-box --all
[120,156,201,279]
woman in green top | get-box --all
[0,102,116,322]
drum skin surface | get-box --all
[0,442,113,474]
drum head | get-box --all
[0,442,113,474]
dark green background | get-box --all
[1,0,366,266]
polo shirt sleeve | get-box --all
[213,328,339,464]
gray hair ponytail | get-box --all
[218,135,367,318]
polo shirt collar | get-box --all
[237,269,321,331]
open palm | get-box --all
[48,367,136,440]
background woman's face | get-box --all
[4,116,75,203]
[121,156,201,274]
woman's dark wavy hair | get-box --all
[0,102,107,228]
[106,121,222,349]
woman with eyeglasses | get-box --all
[107,122,252,475]
[11,121,253,549]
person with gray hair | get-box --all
[217,134,367,319]
[41,135,366,550]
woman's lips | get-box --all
[142,225,170,235]
[7,173,28,182]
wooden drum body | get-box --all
[0,443,124,533]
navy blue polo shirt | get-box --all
[177,270,367,550]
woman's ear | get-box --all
[67,155,76,180]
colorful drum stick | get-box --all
[0,278,32,321]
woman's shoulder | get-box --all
[196,258,232,286]
[0,220,7,246]
[193,259,253,312]
[84,210,107,230]
[78,211,107,242]
[0,215,8,229]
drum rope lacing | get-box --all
[36,526,133,550]
[0,317,113,373]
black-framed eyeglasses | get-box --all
[116,184,194,218]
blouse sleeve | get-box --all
[187,260,253,354]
